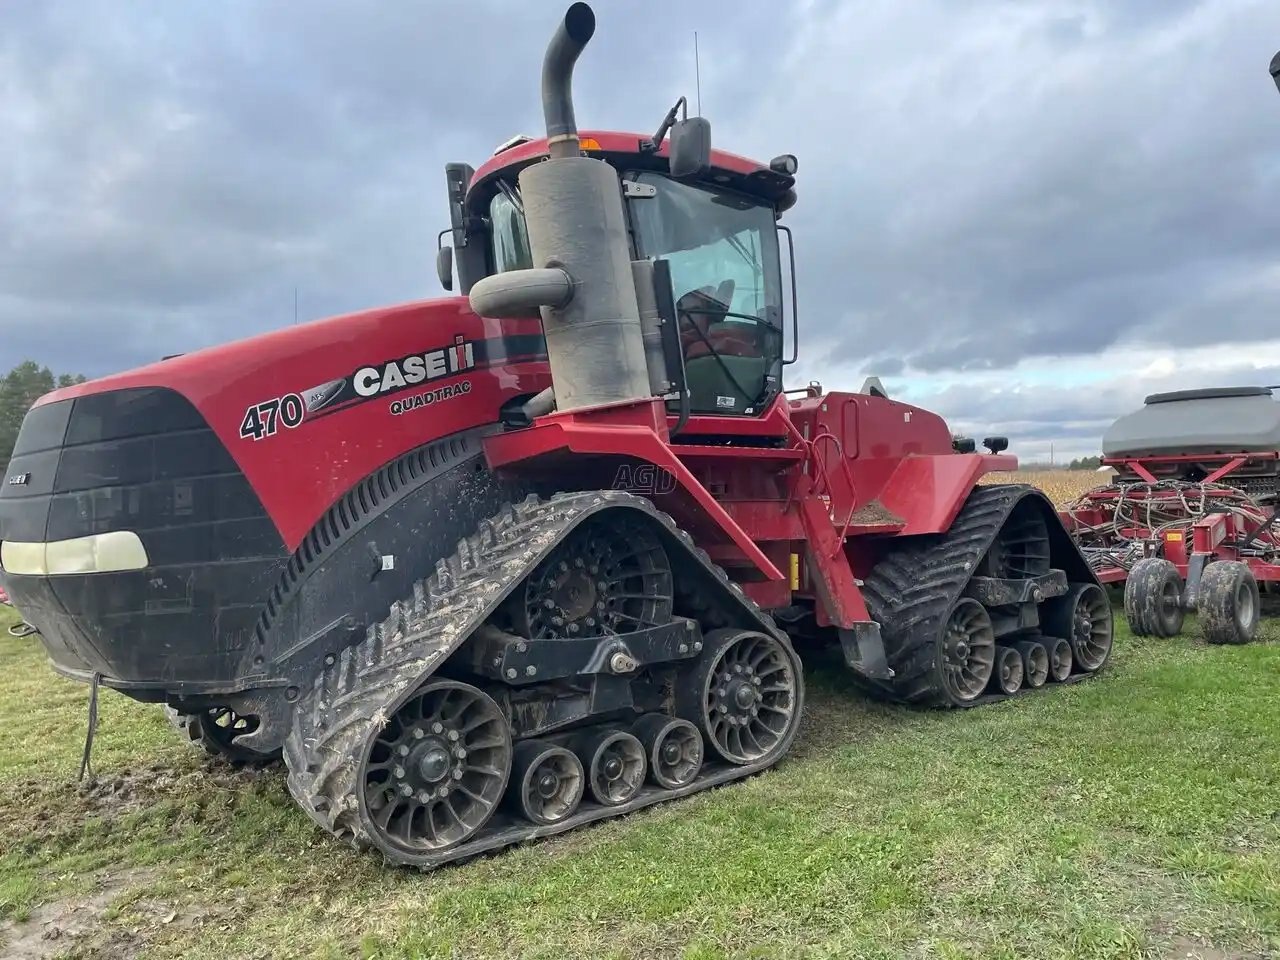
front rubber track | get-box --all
[858,484,1110,708]
[282,490,804,870]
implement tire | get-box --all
[1200,561,1260,645]
[1124,557,1184,638]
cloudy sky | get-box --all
[3,0,1279,461]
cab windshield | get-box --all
[629,173,783,415]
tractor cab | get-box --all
[439,129,798,418]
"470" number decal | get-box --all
[240,393,305,441]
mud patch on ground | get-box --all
[0,868,154,960]
[1159,934,1270,960]
[1,760,280,854]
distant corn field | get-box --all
[982,469,1111,507]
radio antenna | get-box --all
[694,31,701,115]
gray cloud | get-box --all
[2,0,1278,456]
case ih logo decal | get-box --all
[238,335,479,441]
[352,336,475,398]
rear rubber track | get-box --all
[859,483,1108,708]
[282,490,803,870]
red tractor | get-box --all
[1064,387,1280,644]
[0,4,1110,869]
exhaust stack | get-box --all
[542,2,595,159]
[468,3,652,413]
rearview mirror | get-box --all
[436,245,454,292]
[668,117,711,180]
[1272,50,1280,93]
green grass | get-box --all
[1,601,1278,959]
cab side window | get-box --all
[490,191,533,272]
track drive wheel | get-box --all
[359,679,511,857]
[1124,558,1185,637]
[978,501,1051,580]
[164,706,279,766]
[679,628,802,766]
[1199,561,1260,645]
[509,514,673,640]
[1044,582,1113,671]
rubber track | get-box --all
[859,483,1106,708]
[282,490,802,870]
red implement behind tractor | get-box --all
[1063,387,1280,644]
[0,4,1111,870]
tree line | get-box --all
[1,361,87,471]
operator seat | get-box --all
[676,283,768,414]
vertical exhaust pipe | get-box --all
[468,2,652,413]
[543,3,596,159]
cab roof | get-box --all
[467,129,797,213]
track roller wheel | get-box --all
[1015,640,1049,688]
[1199,561,1260,645]
[508,740,584,826]
[990,646,1024,695]
[1124,557,1185,637]
[576,729,646,806]
[1045,637,1073,682]
[633,713,703,789]
[360,679,511,856]
[1044,582,1113,671]
[939,599,996,704]
[164,706,278,766]
[679,628,801,765]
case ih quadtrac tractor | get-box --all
[0,4,1111,869]
[1064,387,1280,644]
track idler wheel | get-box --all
[633,714,703,789]
[1124,558,1185,638]
[576,729,647,806]
[1200,561,1261,645]
[1015,640,1050,688]
[360,679,511,856]
[990,646,1024,695]
[1044,582,1113,671]
[939,599,997,705]
[508,740,584,825]
[679,628,801,766]
[1046,637,1073,682]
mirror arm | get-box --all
[641,96,688,153]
